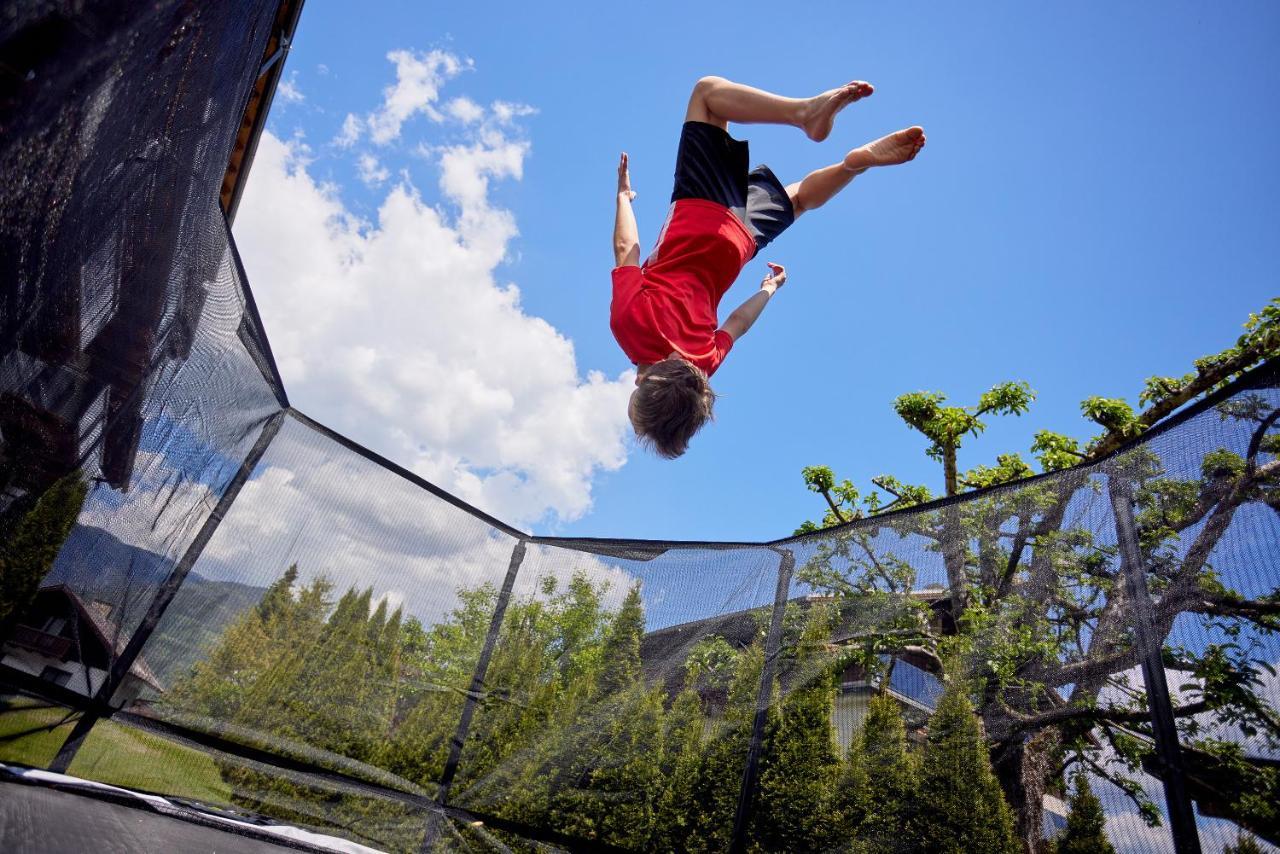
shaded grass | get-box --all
[0,697,230,804]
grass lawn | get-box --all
[0,697,230,804]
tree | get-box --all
[796,298,1280,846]
[918,681,1019,853]
[752,669,842,851]
[598,583,644,696]
[0,471,87,624]
[840,694,920,852]
[1054,773,1115,854]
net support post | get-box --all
[1108,473,1201,854]
[49,410,286,773]
[422,537,528,850]
[730,546,795,854]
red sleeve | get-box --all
[705,328,735,376]
[611,265,644,309]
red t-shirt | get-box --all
[610,198,755,376]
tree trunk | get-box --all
[993,725,1060,853]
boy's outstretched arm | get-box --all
[720,263,787,342]
[613,153,640,267]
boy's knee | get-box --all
[692,76,727,99]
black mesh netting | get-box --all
[2,3,1278,853]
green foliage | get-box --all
[598,583,645,695]
[1031,430,1084,472]
[0,472,87,623]
[841,694,920,852]
[1081,396,1140,437]
[752,669,842,851]
[1053,773,1115,854]
[794,296,1280,851]
[963,453,1035,490]
[1202,448,1246,481]
[893,382,1034,463]
[1139,373,1195,408]
[918,682,1019,854]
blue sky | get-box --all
[237,0,1279,543]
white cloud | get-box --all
[277,71,304,105]
[357,153,389,187]
[366,49,469,145]
[79,450,216,554]
[491,100,537,124]
[234,59,633,529]
[335,113,362,148]
[191,427,634,623]
[316,64,330,76]
[445,96,484,125]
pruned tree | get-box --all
[797,298,1280,848]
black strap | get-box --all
[1109,475,1201,854]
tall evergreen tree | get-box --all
[0,472,87,623]
[677,641,763,852]
[917,681,1019,853]
[597,583,644,696]
[841,694,920,852]
[753,606,844,851]
[651,686,706,852]
[752,668,842,851]
[1054,773,1115,854]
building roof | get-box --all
[640,592,948,699]
[31,584,164,694]
[219,0,307,221]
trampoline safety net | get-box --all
[2,3,1278,853]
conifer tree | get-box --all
[651,686,706,851]
[1054,773,1115,854]
[918,681,1019,853]
[0,472,87,623]
[597,583,644,696]
[256,564,299,623]
[842,694,920,852]
[752,668,842,851]
[679,641,763,852]
[753,606,843,851]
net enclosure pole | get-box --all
[49,410,286,773]
[422,537,528,849]
[730,546,795,854]
[1108,473,1202,854]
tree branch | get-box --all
[1086,335,1280,461]
[820,487,850,524]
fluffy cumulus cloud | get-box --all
[235,49,633,529]
[356,152,389,187]
[335,49,471,149]
[76,433,634,626]
[199,426,635,623]
[277,71,304,105]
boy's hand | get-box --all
[762,262,787,294]
[617,152,637,201]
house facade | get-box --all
[0,584,162,705]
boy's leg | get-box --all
[685,76,874,142]
[786,126,926,216]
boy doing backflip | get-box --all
[611,76,925,458]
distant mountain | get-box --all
[43,525,267,684]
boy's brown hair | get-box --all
[628,358,716,459]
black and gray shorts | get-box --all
[670,120,796,256]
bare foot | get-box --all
[843,126,926,170]
[800,81,874,142]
